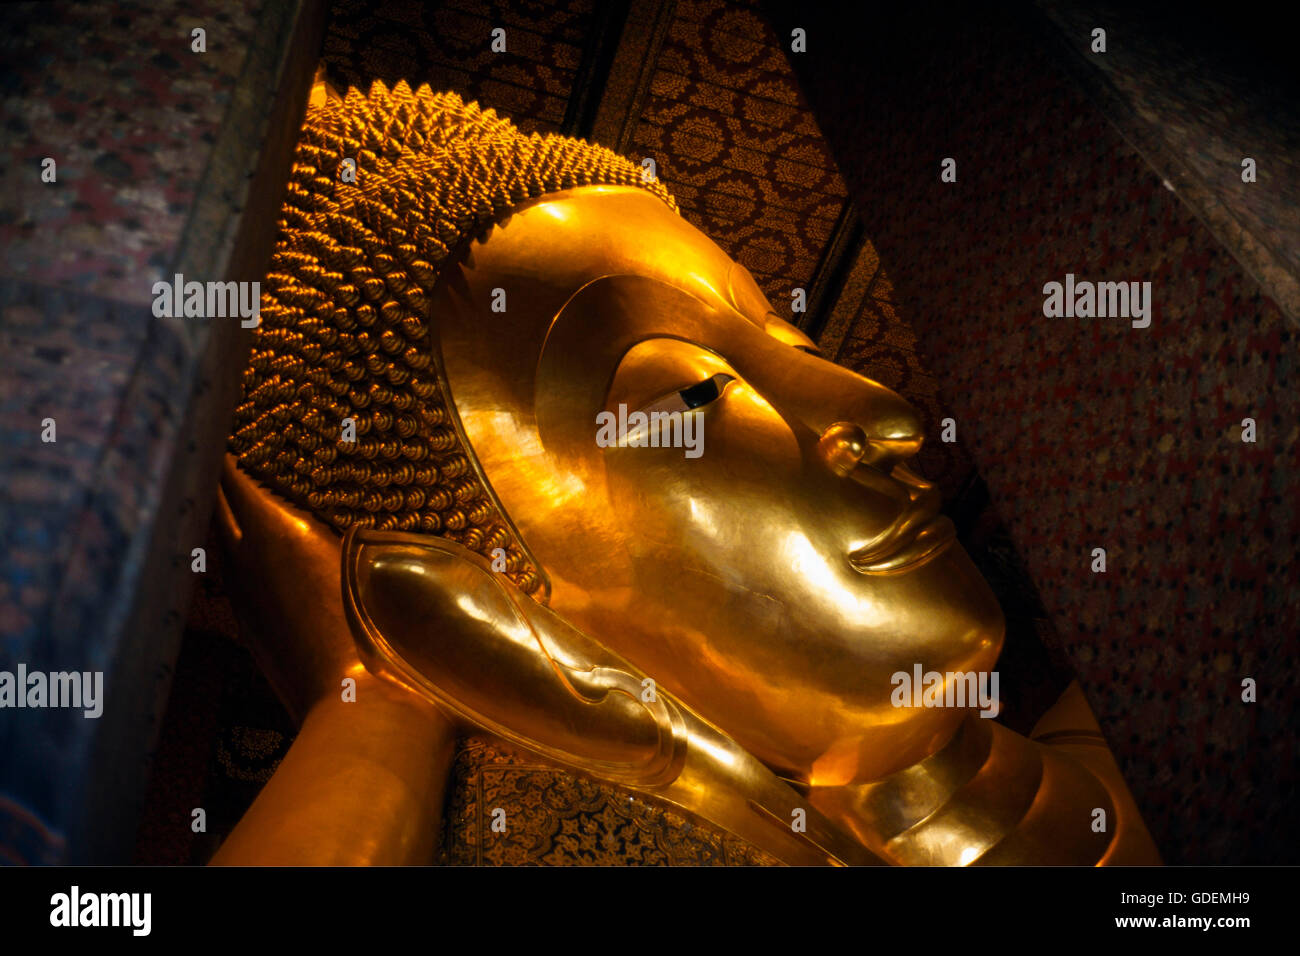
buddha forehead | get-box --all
[432,186,773,405]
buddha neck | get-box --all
[806,713,1118,865]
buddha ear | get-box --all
[340,526,688,787]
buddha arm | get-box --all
[210,671,456,865]
[210,457,457,865]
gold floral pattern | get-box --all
[439,738,781,866]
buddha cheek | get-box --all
[600,403,802,546]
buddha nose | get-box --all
[816,419,923,476]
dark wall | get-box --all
[763,0,1299,862]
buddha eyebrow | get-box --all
[762,312,820,351]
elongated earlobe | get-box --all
[341,527,880,866]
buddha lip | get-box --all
[848,515,956,575]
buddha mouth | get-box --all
[847,504,956,576]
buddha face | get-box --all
[431,186,1004,785]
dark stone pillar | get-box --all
[0,0,324,863]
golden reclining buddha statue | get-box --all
[210,76,1161,866]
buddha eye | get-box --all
[640,373,735,415]
[679,373,732,408]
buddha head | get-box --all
[231,82,1004,791]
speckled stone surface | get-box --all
[0,1,261,304]
[1034,0,1300,324]
[0,0,322,862]
[0,279,185,861]
[772,2,1299,862]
